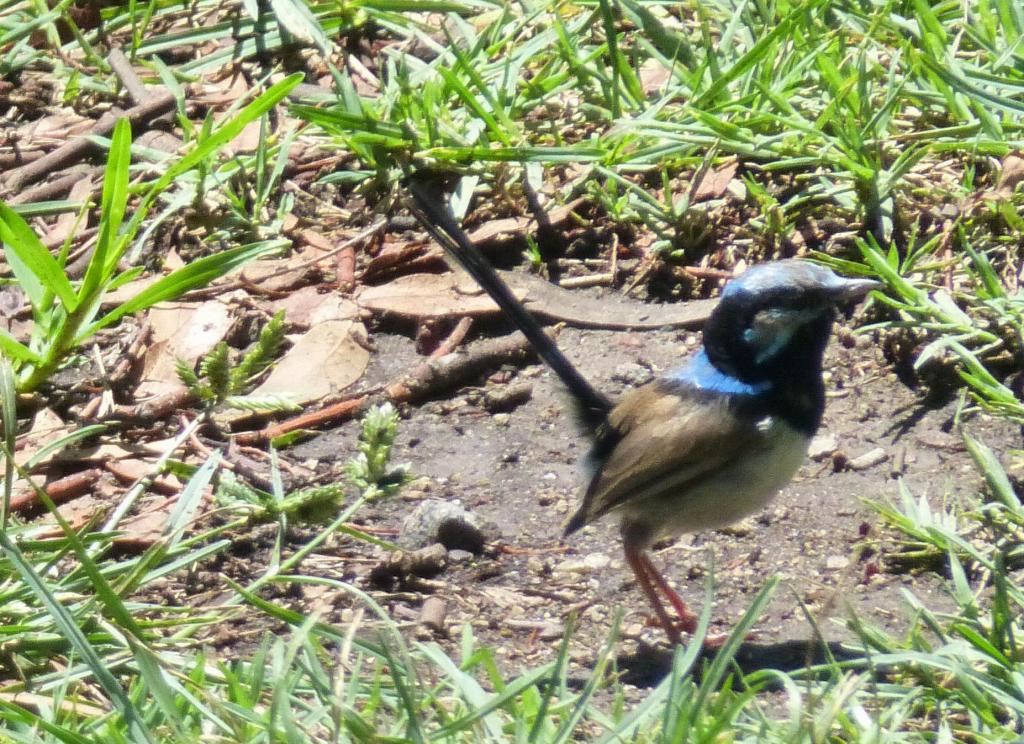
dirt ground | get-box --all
[269,298,1019,686]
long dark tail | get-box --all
[405,175,611,429]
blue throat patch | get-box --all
[670,349,772,396]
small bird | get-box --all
[406,177,878,643]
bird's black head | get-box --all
[702,261,877,426]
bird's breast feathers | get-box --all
[575,383,810,541]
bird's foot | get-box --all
[701,630,761,650]
[642,612,699,643]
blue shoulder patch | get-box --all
[669,349,771,396]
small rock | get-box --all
[825,555,849,570]
[399,499,495,553]
[718,518,756,537]
[448,549,475,564]
[554,553,611,574]
[808,432,838,461]
[538,621,564,641]
[483,382,533,413]
[622,623,646,639]
[391,604,420,621]
[847,447,888,471]
[419,596,447,634]
[611,363,654,387]
[916,431,965,452]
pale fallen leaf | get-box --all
[137,301,233,398]
[116,496,178,546]
[47,176,93,246]
[693,160,740,202]
[101,275,162,307]
[270,286,359,329]
[638,58,671,95]
[16,113,92,144]
[358,271,714,330]
[252,319,369,402]
[17,408,70,468]
[225,120,263,156]
[54,439,157,463]
[135,129,184,155]
[0,691,106,717]
[241,256,320,292]
[357,273,521,318]
[994,151,1024,197]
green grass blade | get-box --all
[80,239,285,341]
[0,201,77,312]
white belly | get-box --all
[621,418,809,539]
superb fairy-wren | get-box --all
[406,177,879,643]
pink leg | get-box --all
[638,552,698,635]
[624,543,682,644]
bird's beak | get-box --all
[831,276,881,302]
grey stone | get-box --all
[400,498,494,553]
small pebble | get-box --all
[399,499,495,553]
[718,519,755,537]
[419,596,447,633]
[826,555,849,570]
[538,622,564,641]
[847,447,888,471]
[554,553,611,574]
[808,432,838,461]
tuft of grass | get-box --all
[345,403,408,501]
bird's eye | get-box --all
[743,307,821,363]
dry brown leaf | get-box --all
[54,439,155,463]
[639,58,671,95]
[135,130,184,154]
[47,176,93,246]
[17,407,70,468]
[994,151,1024,197]
[101,275,162,307]
[116,496,178,545]
[358,271,714,330]
[357,273,519,318]
[137,301,233,398]
[693,160,740,202]
[0,691,106,717]
[270,286,359,329]
[252,319,369,402]
[16,113,92,144]
[226,120,263,155]
[467,216,531,244]
[241,256,321,292]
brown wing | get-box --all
[565,384,763,532]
